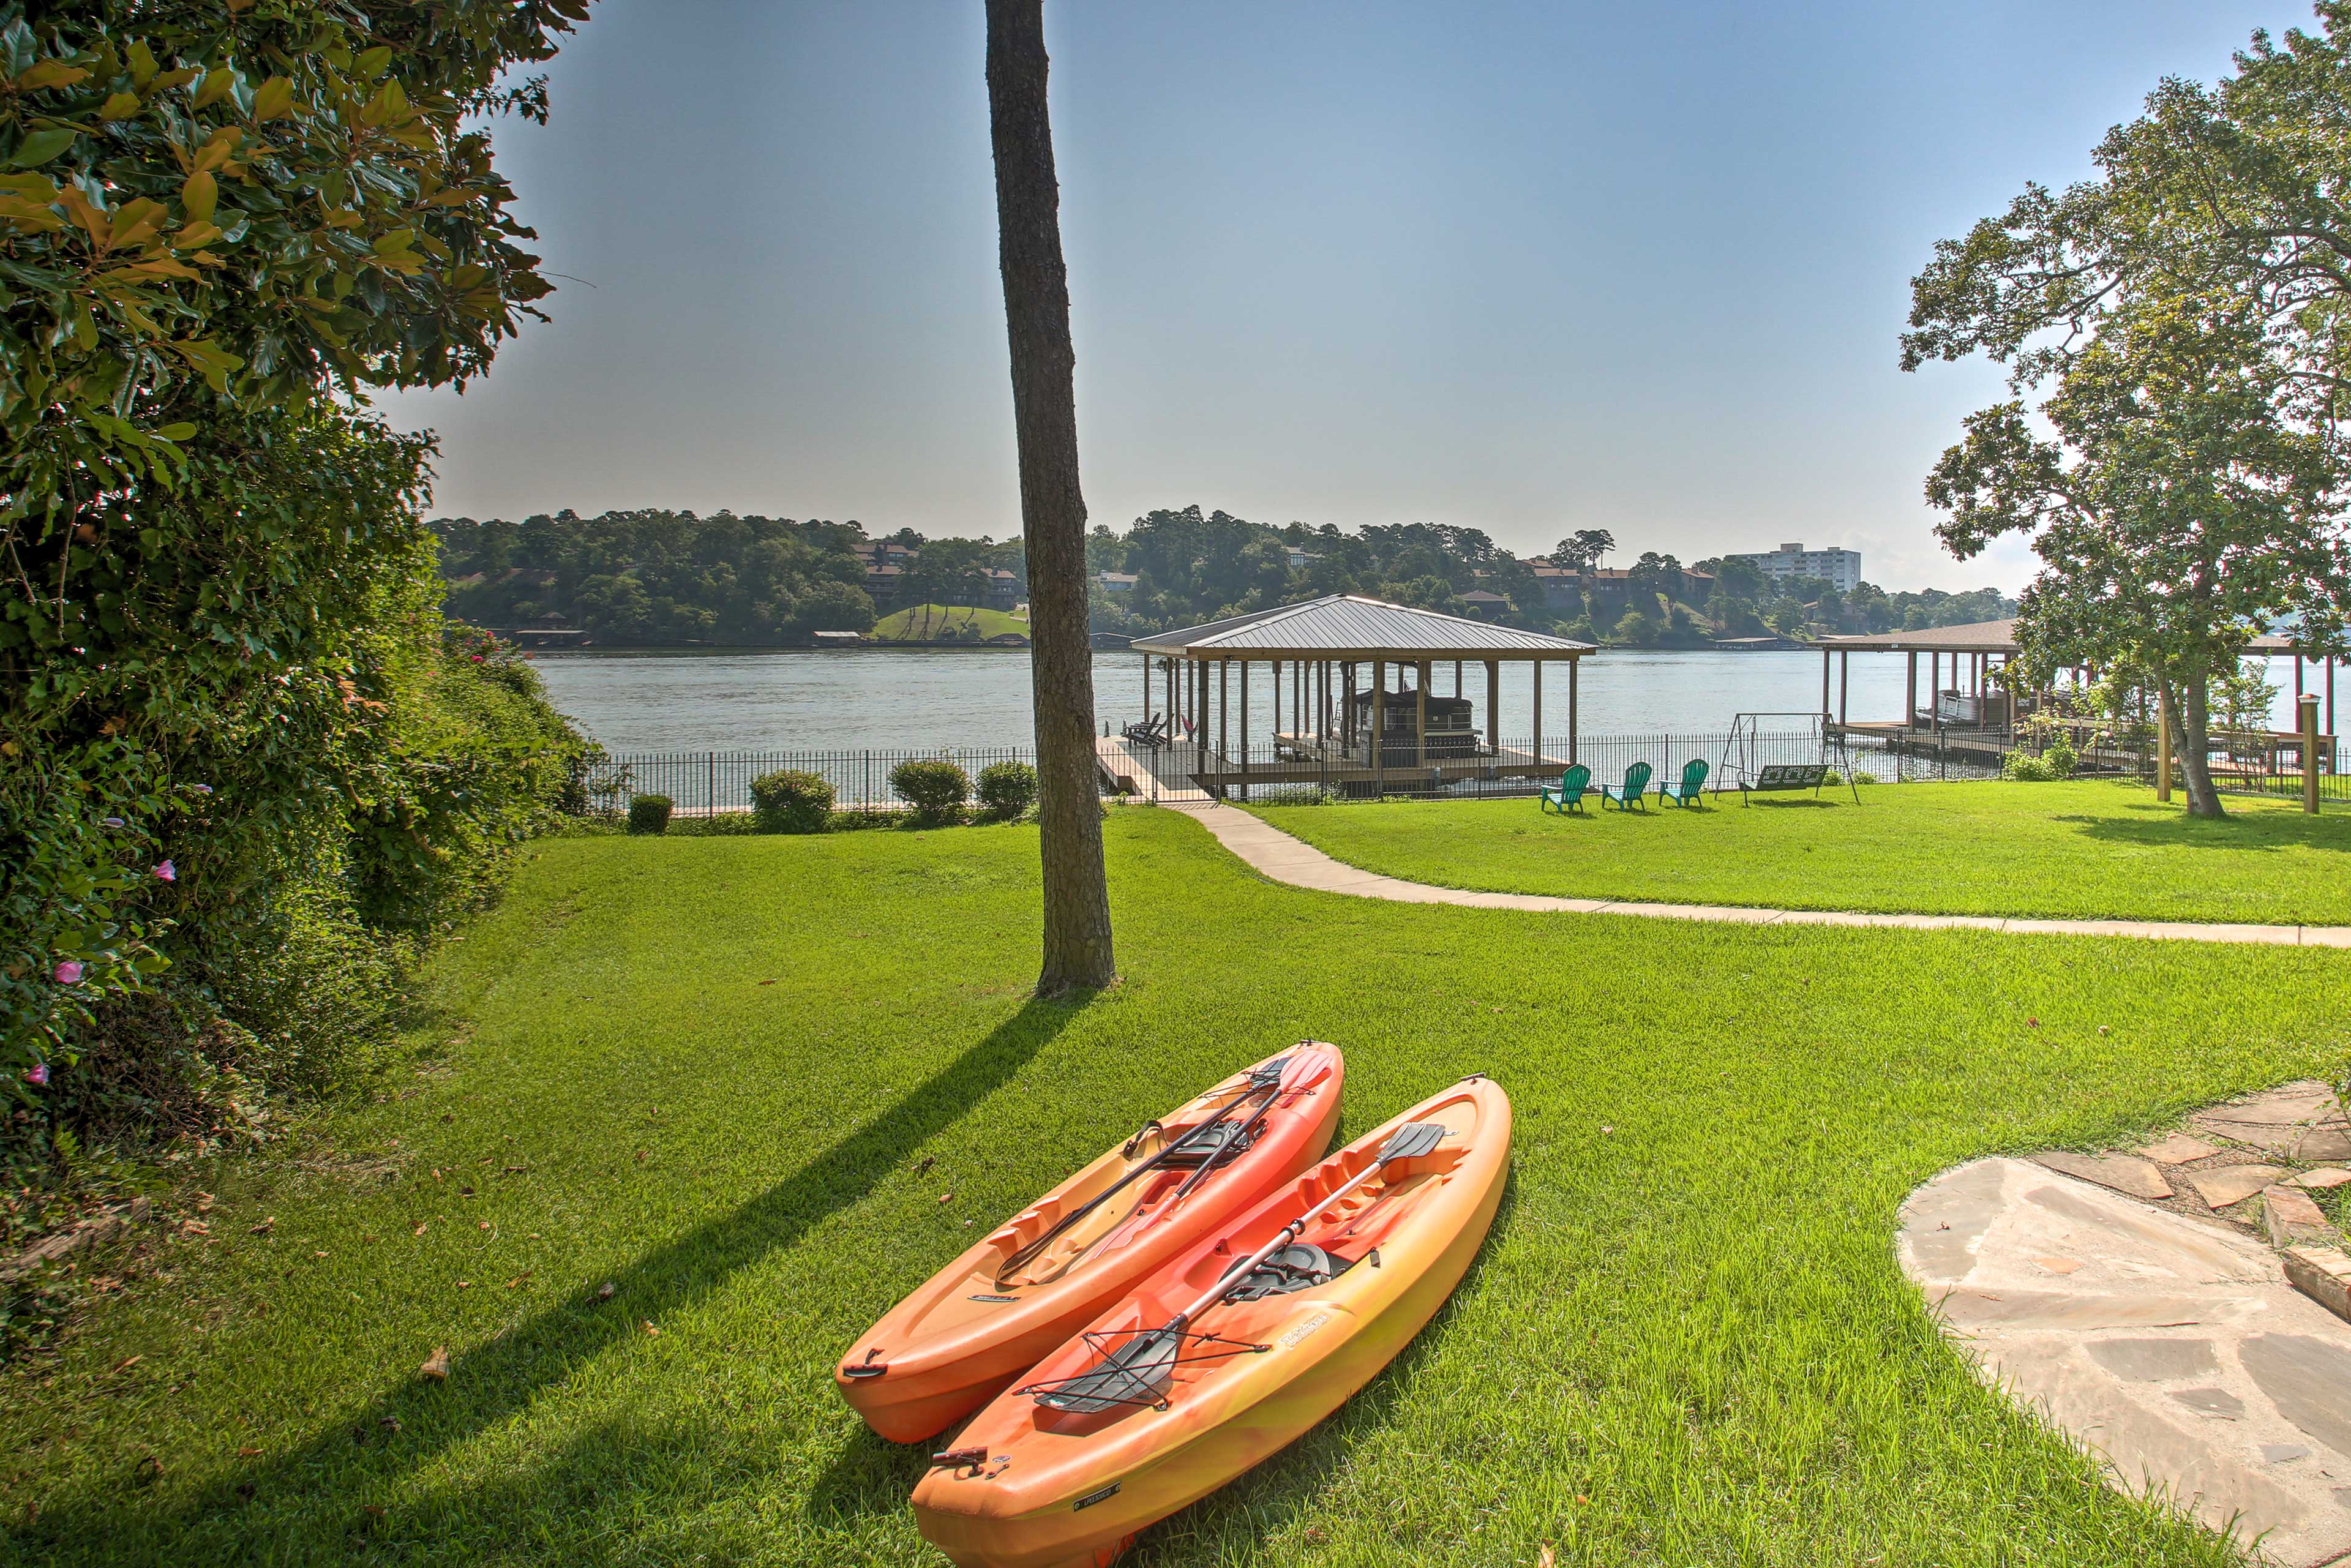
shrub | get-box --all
[629,795,675,835]
[890,759,972,824]
[1252,785,1335,806]
[2002,749,2060,782]
[751,770,835,834]
[2044,737,2079,778]
[975,761,1040,820]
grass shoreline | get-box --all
[6,811,2345,1564]
[1248,780,2351,926]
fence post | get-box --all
[2303,694,2322,814]
[707,752,715,813]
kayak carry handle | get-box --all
[931,1446,989,1469]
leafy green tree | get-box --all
[2,2,587,1114]
[1554,528,1614,572]
[1925,294,2347,816]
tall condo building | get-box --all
[1723,541,1861,593]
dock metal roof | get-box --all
[1129,595,1595,660]
[1820,618,2315,656]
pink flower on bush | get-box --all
[188,783,213,795]
[53,961,84,985]
[471,654,484,662]
[24,1063,48,1086]
[152,860,176,882]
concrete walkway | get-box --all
[1182,802,2351,947]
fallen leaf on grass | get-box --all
[917,1155,936,1176]
[111,1354,141,1373]
[476,1220,490,1231]
[194,1192,214,1212]
[457,1186,474,1198]
[418,1345,451,1380]
[92,1275,122,1293]
[596,1281,615,1300]
[758,978,776,986]
[312,1250,328,1259]
[642,1320,658,1337]
[236,1446,261,1458]
[938,1193,954,1205]
[246,1217,271,1235]
[363,1504,385,1517]
[505,1272,530,1289]
[411,1221,427,1237]
[431,1169,443,1183]
[133,1455,162,1482]
[632,1150,648,1165]
[379,1416,400,1432]
[1539,1547,1556,1568]
[455,1280,471,1289]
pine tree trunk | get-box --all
[984,0,1116,995]
[2165,672,2227,818]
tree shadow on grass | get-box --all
[13,994,1093,1563]
[2054,810,2351,853]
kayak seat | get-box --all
[1222,1243,1355,1302]
[1160,1117,1261,1168]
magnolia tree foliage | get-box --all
[1925,296,2350,815]
[1905,5,2351,816]
[1,1,589,1109]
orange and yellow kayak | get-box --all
[837,1045,1344,1444]
[912,1073,1510,1568]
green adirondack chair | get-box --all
[1657,757,1709,808]
[1600,760,1652,811]
[1539,762,1592,814]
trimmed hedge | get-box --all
[975,760,1040,820]
[751,770,834,834]
[628,795,674,835]
[889,760,971,825]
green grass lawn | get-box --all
[1250,779,2351,925]
[869,603,1030,643]
[7,808,2349,1566]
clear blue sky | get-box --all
[380,0,2309,592]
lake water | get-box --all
[528,647,2328,756]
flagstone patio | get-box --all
[1898,1081,2351,1565]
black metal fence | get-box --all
[575,727,2342,816]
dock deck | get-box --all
[1095,732,1572,802]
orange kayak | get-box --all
[912,1074,1510,1568]
[837,1045,1344,1444]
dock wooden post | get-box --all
[1218,659,1229,766]
[1838,648,1849,727]
[1240,658,1251,799]
[1568,656,1579,765]
[1485,659,1500,757]
[1270,658,1280,746]
[2156,694,2173,803]
[1906,651,1918,730]
[2303,694,2322,814]
[1821,645,1831,716]
[1532,660,1543,767]
[1371,659,1385,796]
[1415,660,1429,769]
[1194,658,1209,776]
